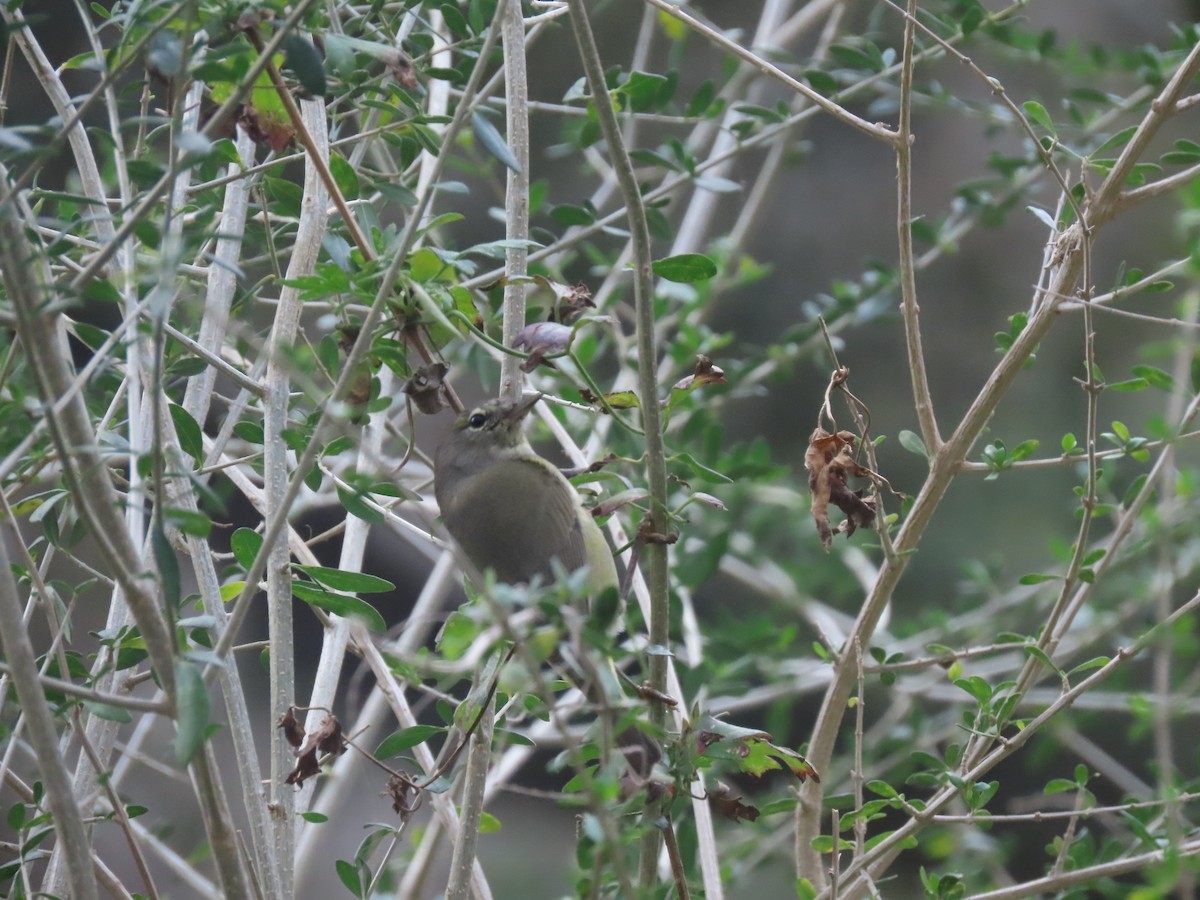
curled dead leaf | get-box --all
[296,714,346,761]
[665,354,728,408]
[592,487,649,518]
[277,707,305,749]
[387,771,422,821]
[805,427,877,551]
[707,783,760,823]
[283,713,347,787]
[238,104,295,152]
[671,354,727,393]
[529,275,595,322]
[284,749,320,787]
[634,681,679,708]
[387,51,418,89]
[402,362,450,415]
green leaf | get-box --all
[685,79,716,116]
[168,404,203,463]
[472,111,521,173]
[867,780,900,799]
[1023,100,1054,133]
[173,660,210,766]
[284,34,327,96]
[810,835,854,852]
[479,811,502,833]
[1106,377,1148,392]
[619,70,670,112]
[953,675,992,704]
[375,725,443,757]
[163,507,212,538]
[1093,125,1137,156]
[671,452,734,484]
[1066,656,1109,676]
[1022,645,1063,677]
[898,429,928,459]
[230,528,263,570]
[1009,439,1039,461]
[1019,572,1059,585]
[550,203,595,226]
[295,566,395,594]
[153,521,181,609]
[805,69,838,94]
[83,701,132,723]
[652,253,717,283]
[1131,366,1173,391]
[329,152,360,200]
[335,858,365,897]
[336,483,384,523]
[292,582,386,632]
[596,390,640,410]
[1044,777,1077,794]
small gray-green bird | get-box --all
[434,394,618,594]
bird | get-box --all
[433,394,618,595]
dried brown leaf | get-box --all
[402,362,450,415]
[805,427,877,551]
[277,707,304,749]
[707,783,760,822]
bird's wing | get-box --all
[442,456,589,584]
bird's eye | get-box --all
[468,413,487,429]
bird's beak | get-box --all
[505,392,543,423]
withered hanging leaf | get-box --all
[512,321,572,372]
[672,355,727,393]
[277,707,305,749]
[346,364,375,424]
[708,783,761,822]
[284,749,321,786]
[283,711,346,786]
[387,51,418,90]
[387,771,423,821]
[805,427,876,551]
[665,354,728,408]
[239,104,295,152]
[402,362,450,415]
[531,275,595,322]
[634,681,678,708]
[295,714,347,761]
